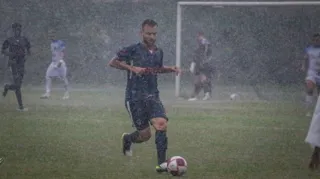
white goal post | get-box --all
[175,1,320,97]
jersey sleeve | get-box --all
[201,38,210,45]
[59,40,66,51]
[116,46,132,63]
[24,37,31,50]
[304,46,311,54]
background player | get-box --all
[303,33,320,117]
[40,30,69,100]
[1,23,31,111]
[305,94,320,170]
[108,19,180,173]
[188,32,214,101]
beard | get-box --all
[143,38,155,47]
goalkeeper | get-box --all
[188,32,215,101]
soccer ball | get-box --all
[230,93,239,100]
[167,156,187,176]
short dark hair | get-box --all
[12,23,22,29]
[141,19,157,29]
[313,33,320,38]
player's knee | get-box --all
[306,80,315,95]
[138,128,152,142]
[152,117,168,131]
[307,80,315,89]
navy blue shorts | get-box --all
[125,98,168,131]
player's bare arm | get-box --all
[25,37,31,56]
[146,66,181,75]
[108,57,127,70]
[57,50,64,68]
[1,40,14,57]
[203,43,209,59]
[109,57,146,75]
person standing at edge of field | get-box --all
[108,19,181,173]
[305,92,320,170]
[188,32,215,101]
[1,23,31,111]
[302,33,320,117]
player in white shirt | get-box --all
[303,33,320,116]
[305,95,320,170]
[41,31,69,99]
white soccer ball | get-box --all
[167,156,187,176]
[230,93,239,100]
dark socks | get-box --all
[15,88,23,109]
[191,83,202,98]
[125,131,141,143]
[203,81,212,94]
[3,84,23,108]
[155,130,168,165]
[2,84,9,97]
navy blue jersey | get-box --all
[116,43,164,101]
[2,36,30,57]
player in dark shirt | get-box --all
[188,32,214,101]
[1,23,31,111]
[108,19,180,173]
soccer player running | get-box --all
[40,30,69,100]
[1,23,31,111]
[303,33,320,117]
[188,32,214,101]
[108,19,180,173]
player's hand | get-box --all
[171,66,181,76]
[131,66,146,75]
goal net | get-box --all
[175,1,320,100]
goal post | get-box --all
[175,1,320,97]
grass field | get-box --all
[0,85,319,179]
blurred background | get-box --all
[0,0,319,93]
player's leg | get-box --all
[305,95,320,169]
[59,62,69,99]
[188,75,203,101]
[203,80,211,100]
[15,66,27,111]
[41,63,55,98]
[150,99,169,172]
[202,74,212,100]
[306,76,317,117]
[122,100,151,156]
[2,64,18,98]
[316,77,320,96]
